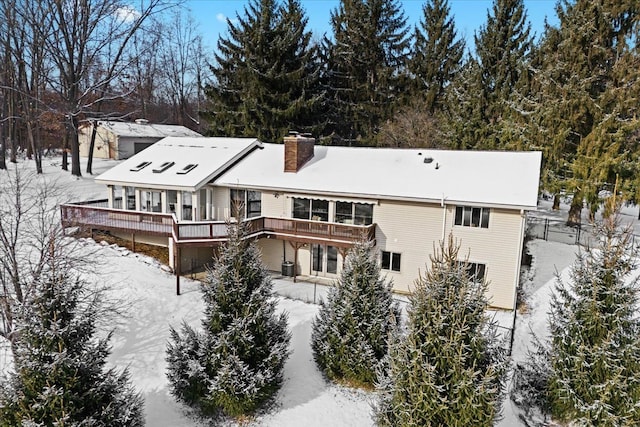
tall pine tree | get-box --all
[375,235,508,426]
[205,0,321,142]
[519,210,640,424]
[408,0,464,114]
[0,271,144,426]
[311,240,399,387]
[166,219,291,417]
[322,0,409,144]
[446,0,532,150]
[527,0,640,223]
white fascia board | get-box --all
[194,140,262,189]
[214,183,537,211]
[94,179,198,193]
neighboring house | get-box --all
[78,119,202,160]
[61,134,542,310]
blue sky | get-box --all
[186,0,559,51]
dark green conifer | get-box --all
[0,272,143,426]
[526,0,639,223]
[375,235,507,427]
[408,0,464,114]
[446,0,532,150]
[514,208,640,425]
[311,240,399,387]
[322,0,410,144]
[166,219,291,417]
[205,0,321,142]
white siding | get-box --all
[373,200,443,294]
[79,127,116,159]
[373,201,524,309]
[258,238,286,271]
[445,206,524,309]
[261,191,286,218]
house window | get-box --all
[454,206,490,228]
[458,261,486,282]
[182,191,193,220]
[293,198,310,220]
[167,190,177,214]
[381,251,401,272]
[141,190,161,213]
[230,189,261,218]
[125,186,135,210]
[293,198,328,221]
[335,201,373,225]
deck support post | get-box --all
[131,233,136,252]
[175,245,181,295]
[289,241,305,283]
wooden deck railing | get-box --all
[60,202,375,246]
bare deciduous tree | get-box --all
[375,101,449,149]
[39,0,175,176]
[0,165,93,340]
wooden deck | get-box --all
[60,202,376,247]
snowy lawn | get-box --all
[77,238,375,427]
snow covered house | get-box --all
[78,119,202,160]
[61,134,542,310]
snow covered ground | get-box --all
[1,154,639,426]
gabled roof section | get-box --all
[215,145,542,210]
[96,120,202,138]
[95,137,262,192]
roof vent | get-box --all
[152,161,175,173]
[423,157,434,164]
[177,164,198,175]
[135,118,149,125]
[130,161,151,172]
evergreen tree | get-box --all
[0,271,143,426]
[322,0,410,144]
[408,0,464,114]
[546,213,640,424]
[527,0,640,223]
[446,0,532,150]
[375,235,508,427]
[166,220,291,417]
[311,240,399,387]
[205,0,322,142]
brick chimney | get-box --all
[284,132,315,173]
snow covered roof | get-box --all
[96,120,202,139]
[96,137,542,209]
[215,144,542,210]
[95,137,262,192]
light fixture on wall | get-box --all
[274,192,281,198]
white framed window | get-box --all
[381,251,401,272]
[140,190,161,213]
[292,198,329,221]
[458,261,486,282]
[230,189,261,218]
[454,206,490,228]
[335,201,373,225]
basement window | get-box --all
[177,164,198,175]
[152,161,175,173]
[381,251,401,272]
[129,161,151,172]
[458,261,486,282]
